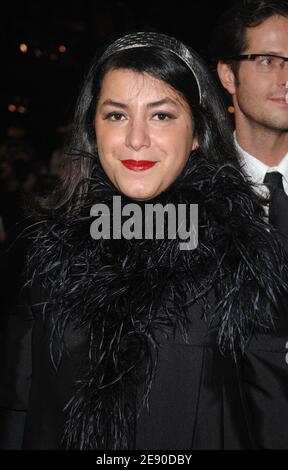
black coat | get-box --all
[1,282,288,449]
[1,155,288,450]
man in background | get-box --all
[209,0,288,449]
[210,0,288,244]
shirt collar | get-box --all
[233,131,288,185]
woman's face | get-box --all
[95,68,198,201]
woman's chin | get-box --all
[118,184,161,202]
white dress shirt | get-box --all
[234,132,288,197]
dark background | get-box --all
[1,0,232,162]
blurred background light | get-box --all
[58,45,66,53]
[8,104,17,112]
[18,105,27,114]
[19,43,28,53]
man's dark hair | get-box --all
[209,0,288,77]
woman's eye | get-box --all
[106,112,125,121]
[154,113,174,121]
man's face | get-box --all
[219,15,288,132]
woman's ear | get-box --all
[191,135,199,152]
[217,62,237,95]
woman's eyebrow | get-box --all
[147,98,179,108]
[100,97,179,109]
[101,99,128,109]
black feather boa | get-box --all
[26,150,288,449]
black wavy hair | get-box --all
[33,34,240,215]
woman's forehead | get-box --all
[98,68,188,108]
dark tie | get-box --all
[263,171,288,243]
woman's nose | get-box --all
[125,118,150,151]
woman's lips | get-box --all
[121,159,157,171]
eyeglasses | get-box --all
[229,54,288,72]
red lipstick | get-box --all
[121,160,156,171]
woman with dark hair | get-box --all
[1,32,288,450]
